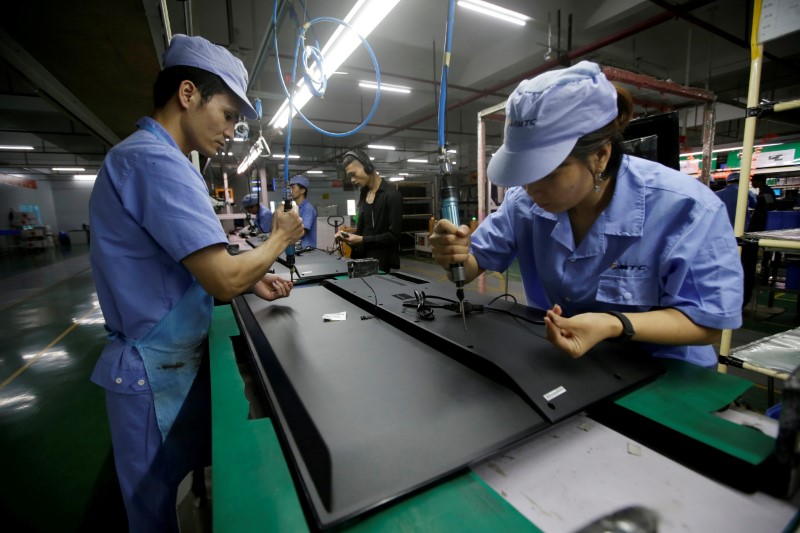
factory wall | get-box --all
[2,179,57,232]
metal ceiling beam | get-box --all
[0,30,121,147]
[647,0,800,73]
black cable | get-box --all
[404,290,546,326]
[359,277,379,312]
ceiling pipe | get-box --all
[356,1,717,150]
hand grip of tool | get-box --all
[440,185,466,290]
[283,197,296,271]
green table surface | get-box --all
[615,358,775,465]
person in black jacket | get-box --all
[748,174,776,232]
[337,148,403,272]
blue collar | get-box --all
[136,117,181,151]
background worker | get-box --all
[337,148,403,272]
[715,172,756,229]
[748,173,776,232]
[89,34,304,532]
[242,192,273,234]
[429,61,743,368]
[289,175,318,249]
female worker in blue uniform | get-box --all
[429,61,743,368]
[89,35,305,532]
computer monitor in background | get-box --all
[773,188,783,198]
[234,218,245,229]
[623,111,681,170]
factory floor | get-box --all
[0,245,796,532]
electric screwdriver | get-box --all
[440,184,467,330]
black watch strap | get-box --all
[605,311,635,343]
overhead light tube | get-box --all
[457,0,531,26]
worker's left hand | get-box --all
[544,304,617,358]
[252,273,294,301]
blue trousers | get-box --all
[105,354,210,532]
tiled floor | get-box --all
[0,245,795,531]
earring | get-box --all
[593,172,603,192]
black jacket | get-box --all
[352,179,403,272]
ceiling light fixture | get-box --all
[681,143,785,157]
[359,81,411,94]
[407,158,428,163]
[52,167,85,172]
[307,170,324,174]
[457,0,531,26]
[0,145,34,150]
[271,154,301,160]
[269,0,402,129]
[237,136,271,175]
[367,144,396,150]
[73,174,96,181]
[389,176,405,182]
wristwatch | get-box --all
[604,311,635,343]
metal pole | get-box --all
[719,0,763,365]
[159,0,173,43]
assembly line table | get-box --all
[209,298,799,532]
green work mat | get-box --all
[615,359,775,465]
[209,304,539,532]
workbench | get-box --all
[209,277,800,532]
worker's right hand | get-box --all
[272,207,305,244]
[429,219,471,272]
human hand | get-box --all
[336,231,362,246]
[544,304,619,358]
[428,219,471,271]
[252,273,293,301]
[273,207,304,244]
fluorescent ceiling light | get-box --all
[269,0,402,129]
[74,174,96,181]
[233,137,245,142]
[0,145,34,150]
[681,143,786,157]
[307,170,324,174]
[271,154,300,159]
[53,167,85,171]
[408,158,428,163]
[457,0,531,26]
[367,144,395,150]
[237,136,271,174]
[359,81,411,94]
[447,149,457,154]
[389,176,405,182]
[399,173,410,176]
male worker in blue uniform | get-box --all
[242,192,273,233]
[89,34,304,532]
[289,174,318,249]
[715,172,756,229]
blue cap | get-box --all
[488,61,618,187]
[163,34,257,119]
[726,172,741,183]
[242,193,259,207]
[290,175,310,189]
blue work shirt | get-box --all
[89,117,227,392]
[255,205,273,233]
[471,155,743,367]
[297,199,318,249]
[716,183,756,229]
